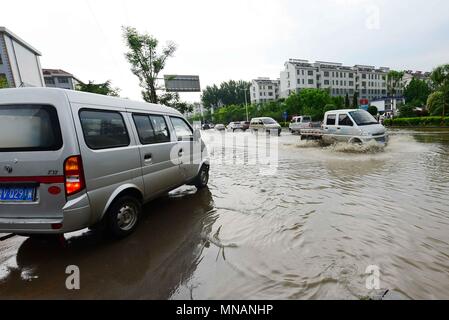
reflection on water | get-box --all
[1,129,449,300]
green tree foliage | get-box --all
[404,78,431,107]
[159,92,193,114]
[367,105,378,116]
[398,104,416,118]
[77,80,120,96]
[352,92,359,108]
[0,74,9,89]
[430,64,449,117]
[201,80,250,109]
[122,26,177,104]
[427,91,447,116]
[199,89,338,124]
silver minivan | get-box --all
[0,88,209,238]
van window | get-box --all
[79,110,130,150]
[0,105,63,152]
[150,115,170,143]
[338,114,354,126]
[133,114,170,144]
[302,117,312,123]
[326,114,336,126]
[170,117,193,141]
[133,114,156,144]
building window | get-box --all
[324,71,329,77]
[308,79,314,85]
[362,74,366,79]
[268,92,273,96]
[302,70,305,75]
[324,80,329,85]
[57,77,69,84]
[268,86,273,90]
[308,70,313,76]
[45,78,55,85]
[349,73,354,78]
[349,81,354,86]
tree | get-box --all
[398,104,416,118]
[367,105,378,116]
[352,92,359,108]
[123,26,177,104]
[159,92,193,114]
[201,80,250,109]
[430,64,449,118]
[0,75,9,89]
[387,70,405,98]
[77,80,120,96]
[404,78,431,107]
[427,91,447,116]
[345,93,350,108]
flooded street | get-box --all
[1,129,449,300]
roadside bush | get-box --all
[384,116,449,127]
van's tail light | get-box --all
[64,156,85,196]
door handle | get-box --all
[144,153,152,163]
[178,149,184,157]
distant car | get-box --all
[202,123,211,130]
[240,121,250,131]
[227,121,244,132]
[215,124,226,131]
[249,117,282,136]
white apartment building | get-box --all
[0,27,45,88]
[402,70,431,87]
[280,59,403,102]
[250,77,280,104]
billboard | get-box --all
[164,75,201,92]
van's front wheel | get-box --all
[106,196,141,239]
[194,165,209,189]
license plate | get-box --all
[0,186,36,202]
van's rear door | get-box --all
[0,89,79,219]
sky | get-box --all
[1,0,449,102]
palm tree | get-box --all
[430,64,449,120]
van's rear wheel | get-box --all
[106,196,141,239]
[194,165,209,189]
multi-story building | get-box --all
[250,77,280,104]
[43,69,81,90]
[402,70,431,87]
[280,59,404,102]
[0,27,45,88]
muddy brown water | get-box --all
[1,129,449,300]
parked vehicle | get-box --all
[289,116,317,133]
[299,109,388,145]
[0,88,210,238]
[240,121,250,131]
[249,117,282,136]
[227,121,244,132]
[202,123,211,130]
[215,124,226,131]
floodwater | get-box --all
[1,129,449,300]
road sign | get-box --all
[164,75,201,92]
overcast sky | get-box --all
[2,0,449,102]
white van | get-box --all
[0,88,210,238]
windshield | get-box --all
[349,110,378,126]
[302,117,312,123]
[262,118,277,125]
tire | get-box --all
[106,196,141,239]
[193,165,210,189]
